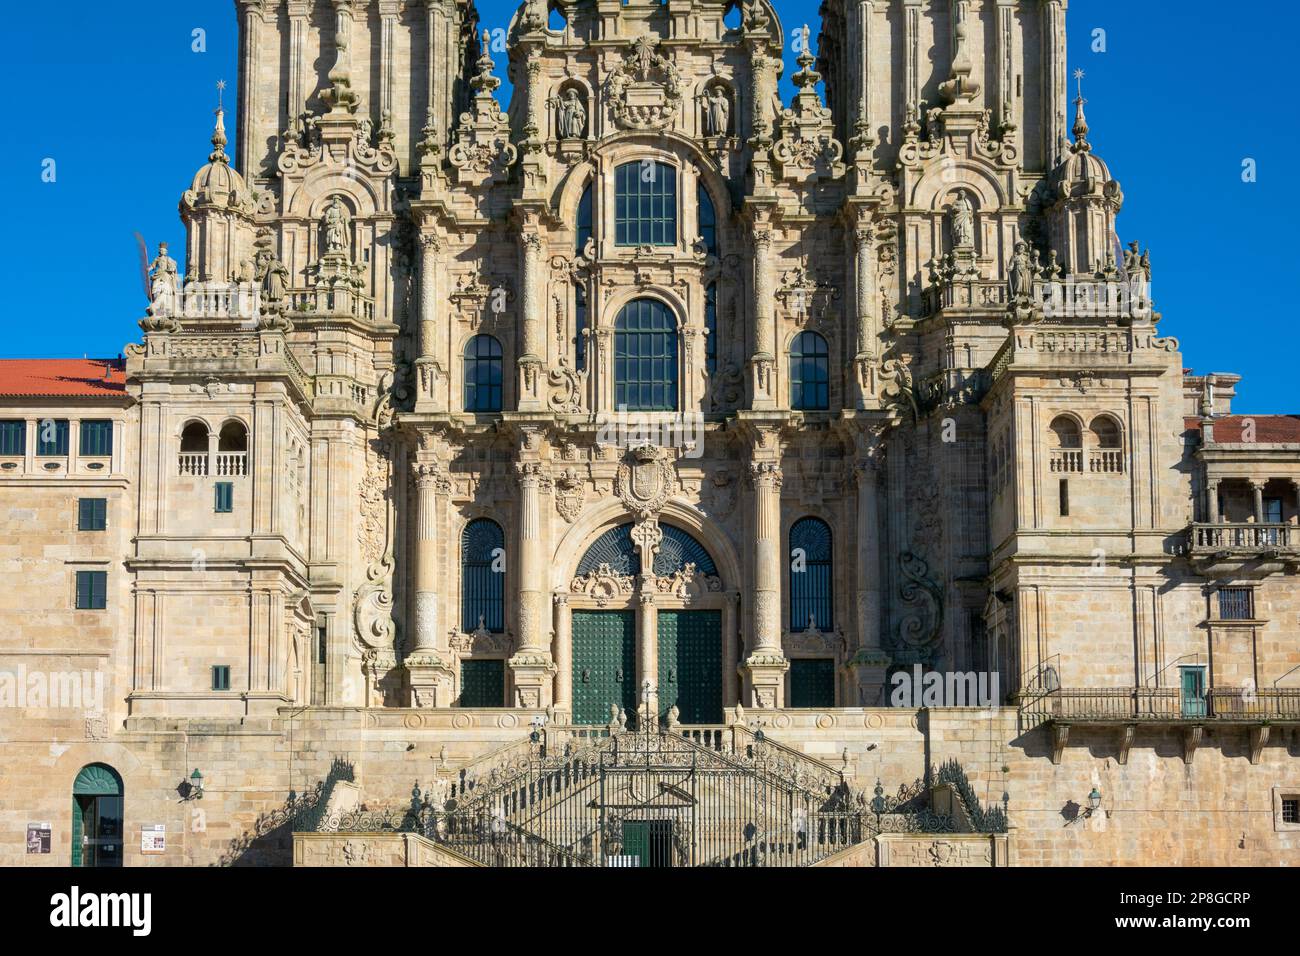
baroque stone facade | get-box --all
[0,0,1297,866]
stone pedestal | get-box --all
[743,653,789,709]
[848,650,892,708]
[507,653,556,709]
[406,653,455,708]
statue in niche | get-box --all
[704,86,730,136]
[147,243,178,312]
[949,193,975,249]
[322,197,351,258]
[258,246,289,306]
[557,88,586,139]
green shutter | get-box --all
[79,420,113,457]
[657,610,722,724]
[78,498,106,531]
[571,611,636,725]
[622,821,648,867]
[75,571,106,609]
[460,659,505,707]
[215,482,233,513]
[790,658,836,708]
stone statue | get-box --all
[1008,240,1032,301]
[322,197,350,257]
[258,248,289,306]
[950,193,975,249]
[704,86,730,137]
[147,243,178,312]
[557,88,586,139]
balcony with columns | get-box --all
[1189,476,1300,573]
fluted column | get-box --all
[853,219,877,407]
[722,592,739,708]
[553,594,572,713]
[850,439,891,705]
[416,234,445,410]
[745,458,788,707]
[509,459,554,708]
[518,221,544,410]
[1042,0,1067,163]
[750,221,776,408]
[411,462,440,652]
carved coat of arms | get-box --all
[615,445,674,520]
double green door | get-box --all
[571,609,722,726]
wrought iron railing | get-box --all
[1021,687,1300,725]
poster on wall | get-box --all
[141,824,166,854]
[26,823,51,854]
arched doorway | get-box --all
[71,763,123,867]
[567,523,730,726]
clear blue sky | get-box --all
[2,1,1292,411]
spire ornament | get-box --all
[1071,69,1090,151]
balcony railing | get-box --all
[1089,450,1124,474]
[1190,523,1294,553]
[178,453,208,477]
[1022,686,1300,724]
[1049,450,1083,473]
[215,452,248,477]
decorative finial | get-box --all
[472,28,501,94]
[1071,68,1090,150]
[793,24,821,89]
[210,79,229,164]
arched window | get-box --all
[217,421,247,451]
[576,181,592,254]
[461,518,505,632]
[698,183,717,257]
[790,330,830,410]
[790,517,833,631]
[574,283,588,372]
[615,298,678,411]
[575,522,717,579]
[704,283,718,375]
[1090,415,1122,449]
[1049,416,1081,448]
[615,161,676,246]
[463,334,503,412]
[180,421,208,452]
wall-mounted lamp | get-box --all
[182,768,204,801]
[1086,786,1102,816]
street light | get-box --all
[189,768,204,800]
[1087,786,1102,813]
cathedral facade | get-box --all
[1,0,1298,867]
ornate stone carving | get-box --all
[614,445,675,521]
[895,552,944,657]
[570,564,635,607]
[605,36,683,131]
[554,467,585,523]
[448,32,517,184]
[653,563,723,602]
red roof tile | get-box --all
[1186,415,1300,444]
[0,359,127,399]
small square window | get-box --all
[1283,799,1299,825]
[211,665,231,692]
[214,482,234,513]
[79,420,113,457]
[75,571,107,610]
[1218,587,1253,621]
[78,498,107,531]
[36,419,69,456]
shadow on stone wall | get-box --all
[216,757,356,867]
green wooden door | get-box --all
[790,658,836,708]
[657,609,722,725]
[572,611,636,725]
[1180,666,1207,718]
[71,764,123,868]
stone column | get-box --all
[1042,0,1067,163]
[850,449,891,705]
[750,221,776,408]
[518,223,545,410]
[853,220,877,407]
[745,460,788,707]
[638,592,657,724]
[1250,479,1266,523]
[553,594,572,716]
[722,592,739,707]
[416,235,445,411]
[508,461,554,706]
[407,461,454,706]
[1207,478,1221,523]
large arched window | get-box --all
[461,518,505,632]
[704,283,718,375]
[576,522,717,579]
[463,334,503,412]
[698,183,717,256]
[790,517,833,631]
[790,330,830,410]
[615,161,677,246]
[576,181,592,254]
[615,298,678,411]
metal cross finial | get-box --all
[1073,69,1086,104]
[217,79,227,111]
